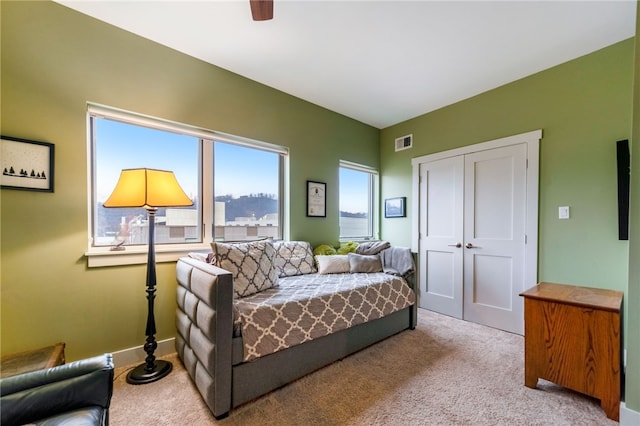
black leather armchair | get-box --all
[0,353,114,426]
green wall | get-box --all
[380,38,637,410]
[0,1,378,360]
[381,38,633,292]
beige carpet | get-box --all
[110,309,617,425]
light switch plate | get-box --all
[559,206,570,219]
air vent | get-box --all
[395,134,413,152]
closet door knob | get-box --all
[465,243,474,249]
[448,243,462,248]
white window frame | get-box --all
[339,160,379,242]
[85,103,288,267]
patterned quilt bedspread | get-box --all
[233,272,415,361]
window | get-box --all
[339,161,377,240]
[91,117,200,248]
[88,105,286,266]
[214,142,282,242]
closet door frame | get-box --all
[411,129,541,311]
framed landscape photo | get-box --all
[1,136,54,192]
[306,180,326,217]
[384,197,406,218]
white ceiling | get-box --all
[55,0,636,129]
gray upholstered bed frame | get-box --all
[175,256,417,419]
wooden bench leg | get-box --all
[524,367,538,389]
[600,396,619,421]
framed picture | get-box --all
[307,180,326,217]
[385,197,406,218]
[1,136,54,192]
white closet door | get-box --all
[413,130,539,335]
[462,143,527,334]
[418,156,464,318]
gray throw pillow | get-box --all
[348,253,383,273]
[273,241,317,277]
[355,241,391,255]
[210,240,277,298]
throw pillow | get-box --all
[273,241,317,277]
[187,252,208,262]
[210,240,277,298]
[348,253,383,273]
[316,255,350,274]
[337,241,359,254]
[313,244,337,256]
[355,240,391,255]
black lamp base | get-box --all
[126,360,173,385]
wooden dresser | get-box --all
[520,282,623,421]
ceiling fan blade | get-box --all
[250,0,273,21]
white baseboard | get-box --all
[619,349,640,426]
[111,337,176,368]
[621,402,640,426]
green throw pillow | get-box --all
[313,244,337,256]
[337,241,359,255]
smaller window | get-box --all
[339,162,378,240]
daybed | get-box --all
[175,240,416,419]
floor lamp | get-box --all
[104,168,193,384]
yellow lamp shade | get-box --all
[103,168,193,209]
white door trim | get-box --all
[411,129,541,317]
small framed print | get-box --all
[307,180,326,217]
[384,197,406,218]
[1,136,54,192]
